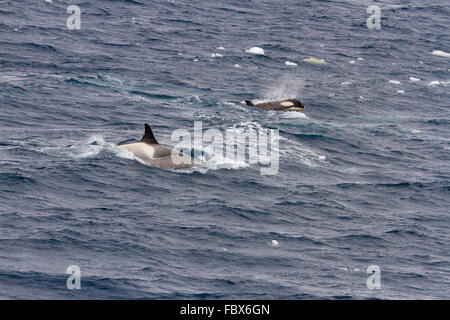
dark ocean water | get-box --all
[0,0,449,299]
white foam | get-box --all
[285,61,297,66]
[389,80,401,85]
[111,146,136,160]
[234,64,241,68]
[245,47,265,55]
[396,90,405,94]
[281,111,309,119]
[357,57,364,61]
[340,80,352,85]
[411,129,422,134]
[349,60,356,64]
[428,80,440,86]
[216,46,225,50]
[432,50,450,58]
[409,77,420,82]
[211,53,223,58]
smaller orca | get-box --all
[116,124,193,169]
[245,99,305,111]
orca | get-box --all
[116,124,193,169]
[245,99,305,111]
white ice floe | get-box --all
[245,47,265,55]
[432,50,450,58]
[270,240,280,247]
[303,57,326,65]
[428,80,441,86]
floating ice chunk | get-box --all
[432,50,450,58]
[285,61,297,66]
[389,80,401,85]
[409,77,420,82]
[245,47,265,55]
[270,240,280,247]
[303,57,326,64]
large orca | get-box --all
[117,124,193,169]
[245,99,305,111]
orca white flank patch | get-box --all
[280,101,294,107]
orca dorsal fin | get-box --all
[245,100,255,106]
[140,123,159,145]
